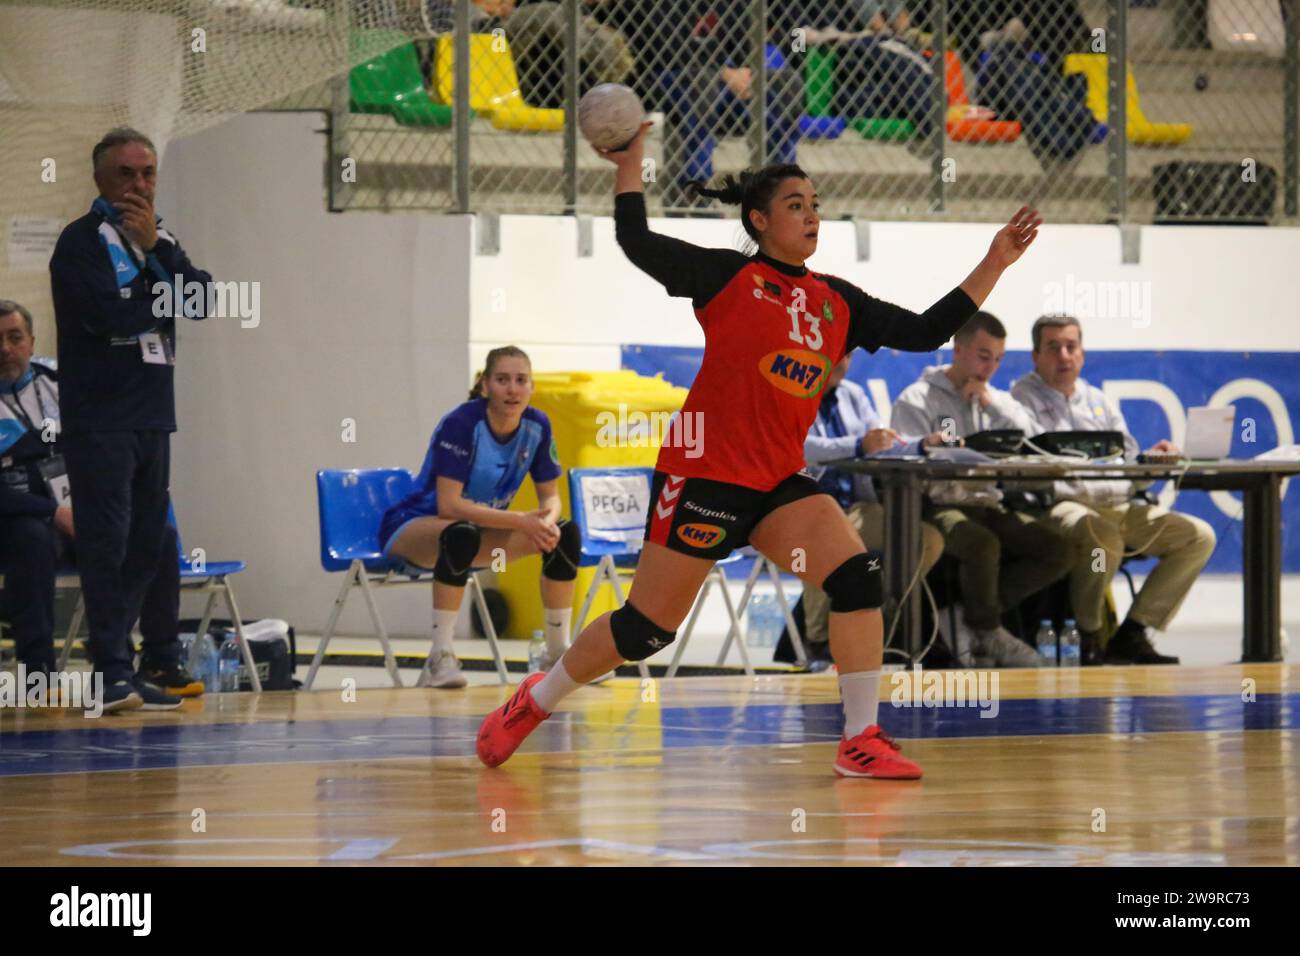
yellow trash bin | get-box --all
[496,370,689,638]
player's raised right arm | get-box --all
[596,122,740,307]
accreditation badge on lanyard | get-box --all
[139,331,175,365]
[37,455,71,506]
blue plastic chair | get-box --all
[169,500,259,691]
[308,468,511,689]
[568,467,757,677]
[567,467,655,679]
[57,500,261,690]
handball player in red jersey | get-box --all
[479,121,1040,778]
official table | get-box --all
[828,458,1300,662]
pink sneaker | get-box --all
[834,725,923,779]
[476,673,550,768]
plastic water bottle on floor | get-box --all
[218,635,242,692]
[1059,619,1081,668]
[196,633,219,691]
[528,630,546,673]
[748,594,784,648]
[1034,619,1058,666]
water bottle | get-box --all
[751,594,786,648]
[528,630,546,673]
[1060,619,1081,668]
[196,633,219,692]
[1034,619,1058,666]
[747,594,773,647]
[178,632,196,671]
[218,635,242,692]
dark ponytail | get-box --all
[470,345,532,400]
[687,163,810,251]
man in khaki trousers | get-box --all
[1012,315,1216,664]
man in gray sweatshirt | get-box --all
[892,311,1070,666]
[1011,314,1215,665]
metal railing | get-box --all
[327,0,1299,224]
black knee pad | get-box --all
[433,520,480,586]
[822,551,883,612]
[609,600,676,661]
[541,519,581,582]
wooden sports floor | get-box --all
[1,665,1296,866]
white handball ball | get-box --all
[578,83,645,152]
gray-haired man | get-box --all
[1011,315,1216,664]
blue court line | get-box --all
[0,694,1296,778]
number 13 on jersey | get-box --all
[786,287,823,350]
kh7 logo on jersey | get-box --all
[677,523,726,548]
[759,349,830,398]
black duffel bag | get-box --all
[1154,161,1277,225]
[179,617,299,691]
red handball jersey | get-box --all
[614,192,976,492]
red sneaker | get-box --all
[476,673,551,768]
[834,725,923,780]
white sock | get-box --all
[839,670,881,738]
[430,608,459,655]
[531,657,581,713]
[543,608,572,657]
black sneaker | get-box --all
[138,659,205,698]
[133,678,184,711]
[1105,627,1179,665]
[96,679,144,714]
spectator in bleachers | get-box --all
[594,0,803,210]
[504,1,635,109]
[379,346,582,689]
[774,2,938,152]
[0,299,201,699]
[892,311,1071,667]
[1011,315,1216,665]
[946,0,1091,74]
[801,354,946,662]
[49,127,213,713]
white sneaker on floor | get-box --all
[973,626,1042,668]
[418,649,468,689]
[541,650,614,685]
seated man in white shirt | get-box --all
[802,355,946,662]
[893,311,1069,667]
[1011,314,1216,664]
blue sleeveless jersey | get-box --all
[379,399,561,550]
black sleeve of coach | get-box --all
[50,227,215,338]
[833,279,978,354]
[614,192,747,309]
[152,235,215,320]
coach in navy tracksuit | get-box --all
[49,127,212,713]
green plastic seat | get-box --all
[804,44,916,140]
[350,32,455,128]
[852,118,916,140]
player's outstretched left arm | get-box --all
[959,206,1042,307]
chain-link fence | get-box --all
[329,0,1299,224]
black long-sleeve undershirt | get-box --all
[613,191,977,353]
